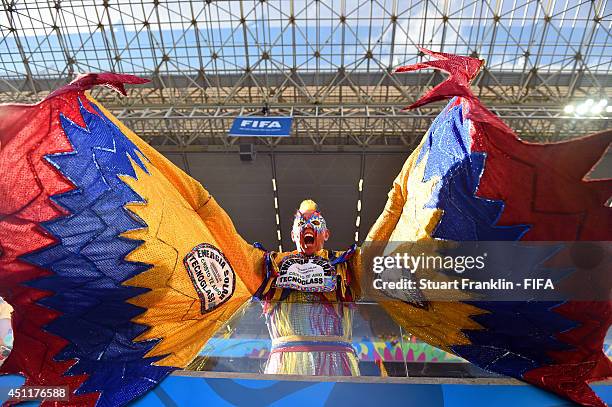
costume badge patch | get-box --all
[184,243,235,313]
[275,254,337,292]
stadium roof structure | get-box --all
[1,0,610,150]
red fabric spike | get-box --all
[395,47,483,109]
[46,73,149,99]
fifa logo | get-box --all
[239,119,282,128]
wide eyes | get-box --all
[296,218,323,227]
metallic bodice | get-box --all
[263,291,359,376]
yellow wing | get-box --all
[89,95,265,369]
[358,141,484,353]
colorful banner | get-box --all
[199,336,464,363]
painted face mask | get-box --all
[291,200,329,255]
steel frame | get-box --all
[111,102,610,147]
[1,0,610,149]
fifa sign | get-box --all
[229,116,293,137]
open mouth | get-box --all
[303,230,315,245]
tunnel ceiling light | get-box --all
[565,99,610,117]
[575,103,588,115]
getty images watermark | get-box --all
[361,241,610,302]
[372,251,553,291]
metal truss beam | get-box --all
[1,0,609,151]
[1,71,608,93]
[111,103,610,149]
[1,69,608,108]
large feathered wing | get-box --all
[0,73,264,406]
[364,49,612,406]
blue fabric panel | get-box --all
[416,99,529,241]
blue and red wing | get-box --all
[396,49,612,406]
[1,72,265,406]
[0,74,173,406]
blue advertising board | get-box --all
[229,116,293,137]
